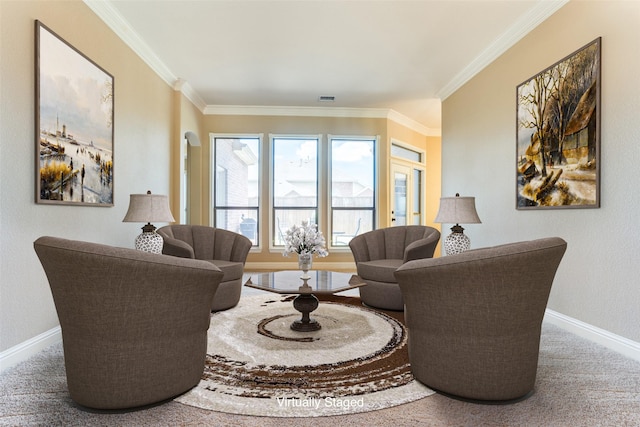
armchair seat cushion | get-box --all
[206,260,244,282]
[356,259,403,283]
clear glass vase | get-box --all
[298,253,312,279]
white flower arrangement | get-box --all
[282,220,329,257]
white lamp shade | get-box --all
[434,195,481,224]
[122,192,175,223]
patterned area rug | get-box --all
[176,294,433,417]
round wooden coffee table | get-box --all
[244,271,366,332]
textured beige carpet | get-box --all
[176,294,433,416]
[2,291,640,425]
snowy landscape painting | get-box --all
[516,38,600,210]
[36,21,114,206]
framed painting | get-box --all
[516,37,600,209]
[35,21,114,206]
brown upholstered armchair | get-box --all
[157,225,252,311]
[348,225,440,310]
[33,236,224,410]
[394,237,567,402]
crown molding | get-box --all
[83,0,174,82]
[387,110,439,137]
[172,79,207,111]
[83,0,207,111]
[85,0,440,136]
[203,104,389,119]
[204,105,439,137]
[437,0,570,100]
[84,0,564,134]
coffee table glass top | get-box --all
[244,270,366,295]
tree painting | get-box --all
[516,38,600,209]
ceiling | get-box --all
[87,0,567,135]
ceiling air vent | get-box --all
[318,96,335,102]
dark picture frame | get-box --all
[35,20,114,206]
[516,37,600,210]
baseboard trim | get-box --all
[0,326,62,373]
[544,309,640,362]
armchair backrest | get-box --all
[349,225,440,262]
[396,237,567,327]
[158,225,252,262]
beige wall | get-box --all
[0,0,441,360]
[0,1,180,354]
[442,0,640,342]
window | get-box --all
[212,135,261,245]
[330,137,376,247]
[212,133,377,251]
[272,136,319,246]
[391,142,422,163]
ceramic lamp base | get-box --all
[443,231,471,256]
[135,231,163,254]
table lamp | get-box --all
[122,191,175,253]
[434,193,481,255]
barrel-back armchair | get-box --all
[348,225,440,310]
[157,224,252,311]
[33,236,223,409]
[394,237,567,402]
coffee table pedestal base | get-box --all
[291,293,321,332]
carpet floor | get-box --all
[1,289,640,426]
